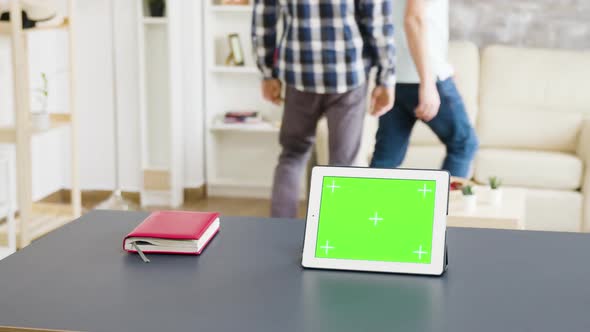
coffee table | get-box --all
[448,186,526,230]
[1,211,590,332]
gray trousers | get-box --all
[271,84,367,218]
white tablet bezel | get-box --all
[301,166,449,276]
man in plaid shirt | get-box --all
[252,0,396,217]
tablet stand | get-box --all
[443,230,449,273]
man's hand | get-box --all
[370,85,395,117]
[415,82,441,122]
[261,79,283,105]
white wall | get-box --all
[78,0,205,191]
[111,0,140,190]
[0,0,206,206]
[74,0,117,190]
[182,0,205,188]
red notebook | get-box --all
[123,211,220,255]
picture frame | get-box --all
[226,33,245,66]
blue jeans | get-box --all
[370,78,479,177]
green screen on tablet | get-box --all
[315,176,436,264]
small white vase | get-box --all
[489,188,503,207]
[31,112,50,131]
[463,195,477,212]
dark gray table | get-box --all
[0,210,589,332]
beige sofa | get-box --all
[316,41,590,233]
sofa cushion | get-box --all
[474,149,583,191]
[477,106,583,152]
[478,45,590,153]
[354,118,447,169]
[400,146,446,170]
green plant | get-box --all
[489,176,502,190]
[32,72,49,113]
[40,72,48,96]
[461,185,474,196]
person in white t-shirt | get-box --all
[370,0,479,177]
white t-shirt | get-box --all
[393,0,454,83]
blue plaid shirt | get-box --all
[252,0,396,94]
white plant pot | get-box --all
[489,188,503,207]
[463,195,477,212]
[31,112,50,131]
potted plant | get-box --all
[31,72,50,130]
[488,176,503,206]
[148,0,165,17]
[462,185,477,212]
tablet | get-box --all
[302,166,449,276]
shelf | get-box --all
[210,66,258,74]
[31,113,72,135]
[4,0,81,250]
[30,121,70,135]
[210,5,252,13]
[137,0,185,208]
[0,18,69,35]
[142,17,168,24]
[205,1,293,199]
[210,121,279,133]
[0,114,72,143]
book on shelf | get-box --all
[223,111,263,124]
[220,0,250,5]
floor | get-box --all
[145,197,308,219]
[0,195,308,249]
[66,189,308,219]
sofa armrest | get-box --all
[577,119,590,231]
[577,119,590,166]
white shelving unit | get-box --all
[210,121,279,133]
[0,154,15,260]
[204,0,294,199]
[142,17,168,25]
[136,0,184,207]
[0,1,81,248]
[209,65,258,74]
